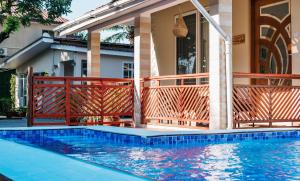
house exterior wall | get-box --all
[151,1,200,76]
[232,0,251,73]
[14,49,133,107]
[291,0,300,85]
[151,0,247,77]
[151,0,300,81]
[101,55,133,78]
[16,50,133,78]
[0,23,56,58]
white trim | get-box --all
[0,37,53,69]
[54,0,136,31]
[55,0,190,36]
[55,0,159,36]
[50,44,134,57]
[122,61,134,78]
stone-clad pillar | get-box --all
[134,15,151,126]
[87,30,100,77]
[209,0,232,130]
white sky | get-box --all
[64,0,122,42]
[65,0,111,20]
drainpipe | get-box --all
[190,0,233,129]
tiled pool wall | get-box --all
[0,128,299,146]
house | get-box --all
[49,0,299,130]
[0,33,134,108]
[0,16,67,103]
[0,13,134,109]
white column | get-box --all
[209,0,232,130]
[134,15,151,126]
[291,0,300,85]
[87,30,101,77]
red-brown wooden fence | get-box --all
[141,73,209,129]
[27,65,300,129]
[233,73,300,128]
[27,70,134,126]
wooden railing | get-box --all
[28,74,134,126]
[26,66,299,129]
[233,73,300,128]
[141,73,209,128]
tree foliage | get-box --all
[103,25,134,44]
[0,0,72,43]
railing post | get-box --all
[179,79,184,125]
[65,78,71,126]
[140,79,144,125]
[269,87,273,127]
[27,67,33,127]
[100,80,104,125]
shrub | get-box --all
[0,98,13,116]
[10,74,16,109]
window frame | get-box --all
[81,59,87,77]
[174,9,210,84]
[122,61,134,79]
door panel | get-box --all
[253,0,291,85]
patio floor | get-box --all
[0,139,147,181]
[0,119,27,128]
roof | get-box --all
[54,37,133,52]
[10,6,68,24]
[40,11,68,24]
[54,0,158,36]
[54,0,191,36]
[0,35,133,69]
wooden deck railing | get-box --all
[28,74,134,126]
[141,73,209,128]
[233,73,300,128]
[27,65,299,129]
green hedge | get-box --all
[0,98,13,115]
[0,70,15,99]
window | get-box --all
[176,13,197,85]
[81,60,87,77]
[42,30,54,37]
[200,14,209,83]
[123,62,134,78]
[175,12,210,85]
[18,74,27,107]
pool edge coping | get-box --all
[0,126,299,138]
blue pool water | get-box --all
[1,130,300,180]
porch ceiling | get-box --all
[54,0,191,36]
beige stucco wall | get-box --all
[151,0,251,76]
[291,0,300,85]
[151,1,212,76]
[152,0,299,82]
[232,0,251,73]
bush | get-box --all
[0,98,13,116]
[15,107,27,117]
[10,74,16,109]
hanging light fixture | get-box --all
[173,5,188,38]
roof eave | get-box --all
[54,0,162,36]
[0,37,54,69]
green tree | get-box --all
[0,0,72,43]
[103,25,134,44]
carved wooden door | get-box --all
[253,0,291,85]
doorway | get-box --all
[252,0,291,84]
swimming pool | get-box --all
[0,128,299,180]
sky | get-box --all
[65,0,111,20]
[64,0,121,42]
